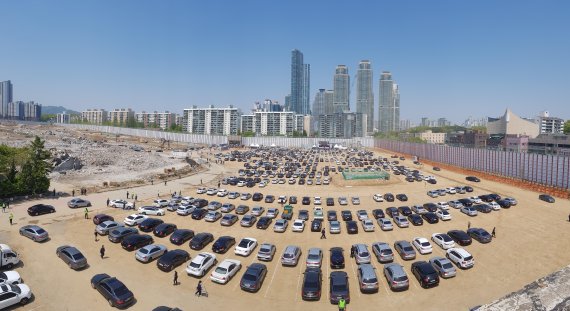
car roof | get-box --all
[308,248,321,254]
[285,245,299,252]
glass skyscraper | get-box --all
[356,60,374,134]
[378,71,400,133]
[0,80,13,118]
[290,49,310,115]
[333,65,349,113]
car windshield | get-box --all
[8,284,21,294]
[113,285,130,296]
[308,254,320,260]
[215,267,227,274]
[332,284,347,292]
[243,273,257,281]
[260,247,271,253]
[465,256,473,261]
[239,240,250,247]
[421,242,430,247]
[72,253,85,260]
[442,263,453,269]
[190,262,201,268]
[139,248,149,254]
[359,252,369,257]
[442,235,452,242]
[36,228,46,234]
[283,252,294,259]
[403,246,413,252]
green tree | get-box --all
[17,136,51,195]
[169,124,184,132]
[564,120,570,134]
[241,131,255,137]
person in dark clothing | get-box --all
[164,180,167,186]
[72,189,75,197]
[173,271,178,286]
[100,245,105,259]
[53,189,56,197]
[217,182,220,188]
[94,230,98,242]
[321,228,326,239]
[492,227,496,238]
[350,245,355,258]
[127,191,129,199]
[195,280,202,296]
[467,221,471,230]
[106,198,110,206]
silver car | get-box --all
[329,221,341,234]
[67,198,91,208]
[384,263,409,291]
[357,263,379,293]
[351,197,361,205]
[429,256,457,279]
[108,227,138,243]
[135,244,167,263]
[257,243,276,261]
[461,206,478,216]
[273,219,288,233]
[205,211,222,222]
[251,206,265,216]
[353,244,371,264]
[377,218,393,231]
[96,221,124,235]
[266,208,279,218]
[56,245,88,270]
[394,240,416,260]
[306,248,323,268]
[280,245,301,266]
[371,242,394,263]
[411,205,428,214]
[393,216,409,228]
[356,210,368,221]
[361,219,375,232]
[338,197,348,205]
[19,225,49,242]
[220,203,235,213]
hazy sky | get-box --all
[2,0,569,124]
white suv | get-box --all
[446,248,474,269]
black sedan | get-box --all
[302,197,311,205]
[153,223,177,238]
[256,217,272,229]
[329,271,350,304]
[384,193,395,202]
[398,206,412,216]
[327,210,338,221]
[157,249,190,272]
[447,230,472,246]
[411,261,439,288]
[408,214,423,226]
[422,212,439,224]
[372,209,385,219]
[212,236,236,254]
[341,210,353,221]
[345,221,358,234]
[539,194,555,203]
[190,232,214,250]
[329,247,345,269]
[489,193,502,201]
[138,218,164,232]
[458,198,473,207]
[385,207,399,218]
[474,204,493,213]
[497,199,512,208]
[264,195,275,203]
[423,203,438,212]
[311,219,322,232]
[121,234,153,251]
[466,176,481,182]
[27,204,55,216]
[191,208,208,220]
[240,263,267,292]
[302,267,322,301]
[169,229,194,245]
[252,193,264,201]
[91,273,134,308]
[289,196,298,204]
[467,228,493,243]
[93,214,114,225]
[396,194,408,202]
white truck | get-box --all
[0,244,20,270]
[313,207,324,221]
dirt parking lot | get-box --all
[1,148,569,311]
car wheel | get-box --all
[91,282,96,289]
[20,298,29,305]
[68,262,73,268]
[108,299,114,307]
[51,209,55,213]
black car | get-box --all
[252,193,264,201]
[289,196,298,204]
[326,198,335,206]
[93,214,114,225]
[302,267,322,301]
[384,193,395,202]
[157,249,190,272]
[311,219,322,232]
[427,178,437,184]
[240,263,267,292]
[169,229,194,245]
[27,204,56,216]
[108,227,138,243]
[478,195,494,203]
[423,203,438,212]
[190,232,214,250]
[302,196,311,205]
[121,234,154,251]
[447,230,472,246]
[341,210,353,221]
[489,193,502,201]
[433,167,441,171]
[539,194,555,203]
[193,199,209,208]
[466,176,481,182]
[329,271,350,304]
[422,212,439,224]
[467,228,492,243]
[91,273,135,308]
[385,207,399,218]
[138,218,164,232]
[327,210,338,221]
[264,195,275,203]
[464,186,474,192]
[298,210,310,221]
[398,206,412,216]
[212,236,236,253]
[256,217,272,229]
[372,209,385,219]
[329,247,345,269]
[396,194,408,202]
[191,208,208,220]
[408,214,423,226]
[474,204,493,213]
[411,261,439,288]
[497,199,512,208]
[154,223,177,238]
[346,221,358,234]
[458,198,473,207]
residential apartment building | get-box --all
[378,71,400,132]
[183,105,239,135]
[240,111,307,136]
[56,113,71,124]
[5,101,41,121]
[135,111,176,130]
[537,112,564,134]
[318,112,367,139]
[333,65,350,113]
[108,108,135,126]
[0,80,13,118]
[356,60,374,134]
[82,109,108,124]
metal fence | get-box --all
[374,140,570,190]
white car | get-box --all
[234,238,258,256]
[356,210,369,220]
[314,197,322,205]
[251,206,265,216]
[196,187,207,194]
[412,237,433,254]
[217,189,228,197]
[237,181,247,187]
[338,197,348,205]
[186,252,217,277]
[0,271,22,285]
[436,209,452,221]
[109,199,133,209]
[372,193,384,202]
[258,181,267,188]
[351,197,360,205]
[138,206,165,216]
[446,248,475,269]
[437,202,450,210]
[431,233,456,250]
[0,283,31,308]
[446,187,457,194]
[210,259,241,284]
[176,205,196,216]
[292,219,305,232]
[361,219,375,232]
[124,214,149,226]
[488,201,501,211]
[228,192,240,199]
[135,244,167,263]
[469,196,483,204]
[153,199,169,207]
[277,196,287,204]
[206,188,218,195]
[449,200,464,209]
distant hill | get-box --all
[41,106,80,115]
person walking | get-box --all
[106,198,110,207]
[151,179,154,185]
[195,280,202,297]
[173,271,178,286]
[200,179,203,185]
[164,180,167,186]
[217,182,220,188]
[100,245,105,259]
[9,213,14,225]
[53,188,56,197]
[72,189,75,197]
[350,245,355,258]
[321,228,326,239]
[2,202,5,213]
[94,230,98,242]
[338,297,346,311]
[135,194,138,201]
[84,207,89,219]
[467,221,471,230]
[126,190,129,199]
[492,227,496,238]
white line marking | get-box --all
[263,260,280,298]
[348,257,361,298]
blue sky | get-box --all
[2,0,569,124]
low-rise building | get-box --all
[487,109,540,138]
[108,108,135,126]
[56,113,71,124]
[502,134,529,152]
[135,111,176,130]
[318,112,367,138]
[81,109,108,124]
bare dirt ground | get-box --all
[1,142,569,311]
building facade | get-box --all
[333,65,350,113]
[537,112,564,134]
[241,111,306,136]
[81,109,108,124]
[183,105,239,135]
[135,111,177,130]
[318,112,367,138]
[378,71,400,132]
[356,60,374,134]
[0,80,13,118]
[56,113,71,124]
[302,64,311,115]
[487,109,540,138]
[290,49,310,115]
[108,108,135,126]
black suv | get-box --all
[411,261,439,288]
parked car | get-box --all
[377,218,393,231]
[539,194,555,203]
[411,261,440,288]
[96,221,124,235]
[210,259,241,284]
[436,209,452,221]
[385,207,399,218]
[93,214,114,225]
[281,245,302,266]
[273,219,289,232]
[383,263,409,291]
[371,242,393,263]
[346,221,358,234]
[292,219,306,232]
[429,256,457,279]
[412,237,433,254]
[108,200,133,209]
[0,271,22,286]
[240,263,267,292]
[251,206,265,216]
[422,212,439,224]
[204,211,222,222]
[108,227,138,243]
[396,194,408,202]
[135,244,167,263]
[67,198,91,208]
[186,252,217,277]
[361,219,375,232]
[408,214,424,226]
[169,229,194,245]
[446,248,475,269]
[235,238,258,256]
[353,244,371,264]
[138,218,164,233]
[257,243,276,261]
[329,271,350,304]
[356,263,379,293]
[56,245,88,269]
[447,230,472,246]
[372,209,385,219]
[240,215,257,227]
[190,233,214,250]
[236,205,250,215]
[121,234,153,251]
[27,204,55,216]
[153,223,177,238]
[341,210,353,221]
[373,193,384,202]
[431,233,456,249]
[329,247,345,269]
[19,225,49,242]
[474,204,493,214]
[394,240,416,260]
[90,273,134,308]
[467,228,493,243]
[157,249,190,272]
[302,267,322,301]
[220,214,238,226]
[266,208,279,218]
[311,219,323,232]
[124,214,148,226]
[220,203,235,213]
[465,176,481,182]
